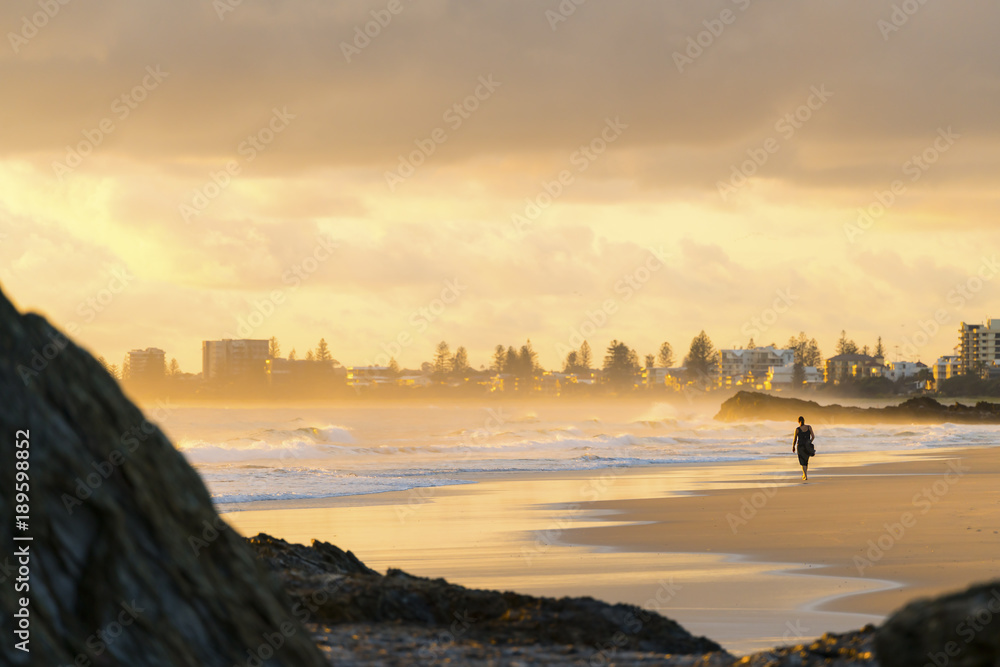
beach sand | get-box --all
[222,446,1000,655]
[568,446,1000,615]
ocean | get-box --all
[154,399,1000,506]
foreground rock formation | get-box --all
[876,581,1000,667]
[715,390,1000,424]
[248,535,889,666]
[0,287,328,665]
[248,534,726,656]
[3,282,998,666]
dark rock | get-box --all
[875,581,1000,667]
[715,391,1000,424]
[0,286,328,666]
[737,627,879,666]
[246,534,727,656]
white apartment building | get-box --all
[719,347,795,384]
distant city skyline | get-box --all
[89,321,980,378]
[2,2,998,375]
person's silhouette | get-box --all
[792,416,815,481]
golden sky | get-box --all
[2,0,998,372]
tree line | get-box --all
[106,329,898,384]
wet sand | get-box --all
[221,446,999,655]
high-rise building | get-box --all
[126,348,165,380]
[958,320,1000,376]
[202,339,270,381]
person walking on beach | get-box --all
[792,416,815,481]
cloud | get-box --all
[2,0,998,193]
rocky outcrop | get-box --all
[715,391,1000,424]
[875,581,1000,667]
[248,534,727,656]
[0,286,328,666]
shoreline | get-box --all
[220,444,998,654]
[563,445,999,618]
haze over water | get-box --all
[159,401,999,506]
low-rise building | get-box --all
[267,358,343,388]
[933,355,962,385]
[769,364,824,387]
[719,347,795,386]
[883,361,927,383]
[825,353,885,384]
[346,366,394,387]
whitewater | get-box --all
[154,400,1000,507]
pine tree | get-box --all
[657,342,674,368]
[874,336,886,359]
[836,330,859,356]
[388,357,400,376]
[269,336,281,359]
[578,341,592,370]
[451,346,470,375]
[793,362,806,386]
[505,346,518,375]
[492,345,507,373]
[684,331,719,385]
[433,341,451,377]
[518,340,539,378]
[786,332,823,367]
[288,348,297,361]
[305,349,315,361]
[603,340,640,388]
[563,350,579,374]
[645,354,656,369]
[168,358,180,376]
[315,339,332,362]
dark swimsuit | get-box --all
[794,425,812,466]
